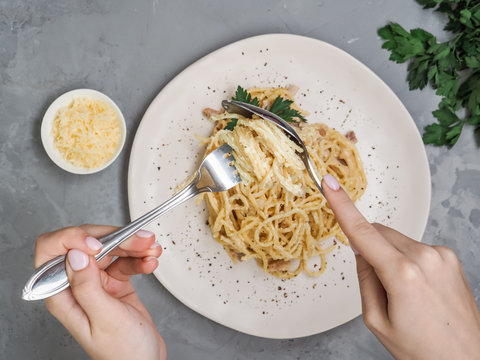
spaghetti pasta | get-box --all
[202,87,366,279]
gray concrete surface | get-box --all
[1,0,479,359]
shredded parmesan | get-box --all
[52,97,121,169]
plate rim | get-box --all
[127,33,432,338]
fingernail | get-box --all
[68,249,89,271]
[351,245,359,255]
[150,242,160,249]
[323,174,340,191]
[85,236,102,251]
[150,241,160,249]
[144,256,158,262]
[136,230,154,238]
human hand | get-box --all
[322,174,480,360]
[34,225,167,360]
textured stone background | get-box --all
[1,0,479,359]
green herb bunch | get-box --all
[225,86,307,130]
[378,0,480,147]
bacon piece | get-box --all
[336,157,347,166]
[288,85,299,97]
[267,259,291,272]
[345,130,357,143]
[203,107,222,118]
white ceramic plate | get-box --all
[128,34,431,339]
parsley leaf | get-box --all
[224,118,238,131]
[226,86,307,130]
[269,96,307,123]
[379,0,480,148]
[232,85,260,106]
[225,86,260,130]
[423,123,449,146]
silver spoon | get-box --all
[222,99,324,195]
[22,144,242,301]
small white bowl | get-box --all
[41,89,127,175]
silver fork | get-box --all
[22,144,242,301]
[222,100,324,195]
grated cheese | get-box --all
[52,97,121,169]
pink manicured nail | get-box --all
[144,256,158,262]
[323,174,340,191]
[351,245,359,255]
[85,236,102,251]
[136,230,154,238]
[68,249,89,271]
[150,242,160,249]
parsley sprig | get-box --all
[232,86,260,106]
[378,0,480,147]
[269,96,307,123]
[226,86,307,130]
[224,118,238,131]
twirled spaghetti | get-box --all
[202,87,366,279]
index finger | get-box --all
[34,226,101,268]
[322,175,403,273]
[79,224,158,256]
[35,225,158,268]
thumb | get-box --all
[65,249,123,329]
